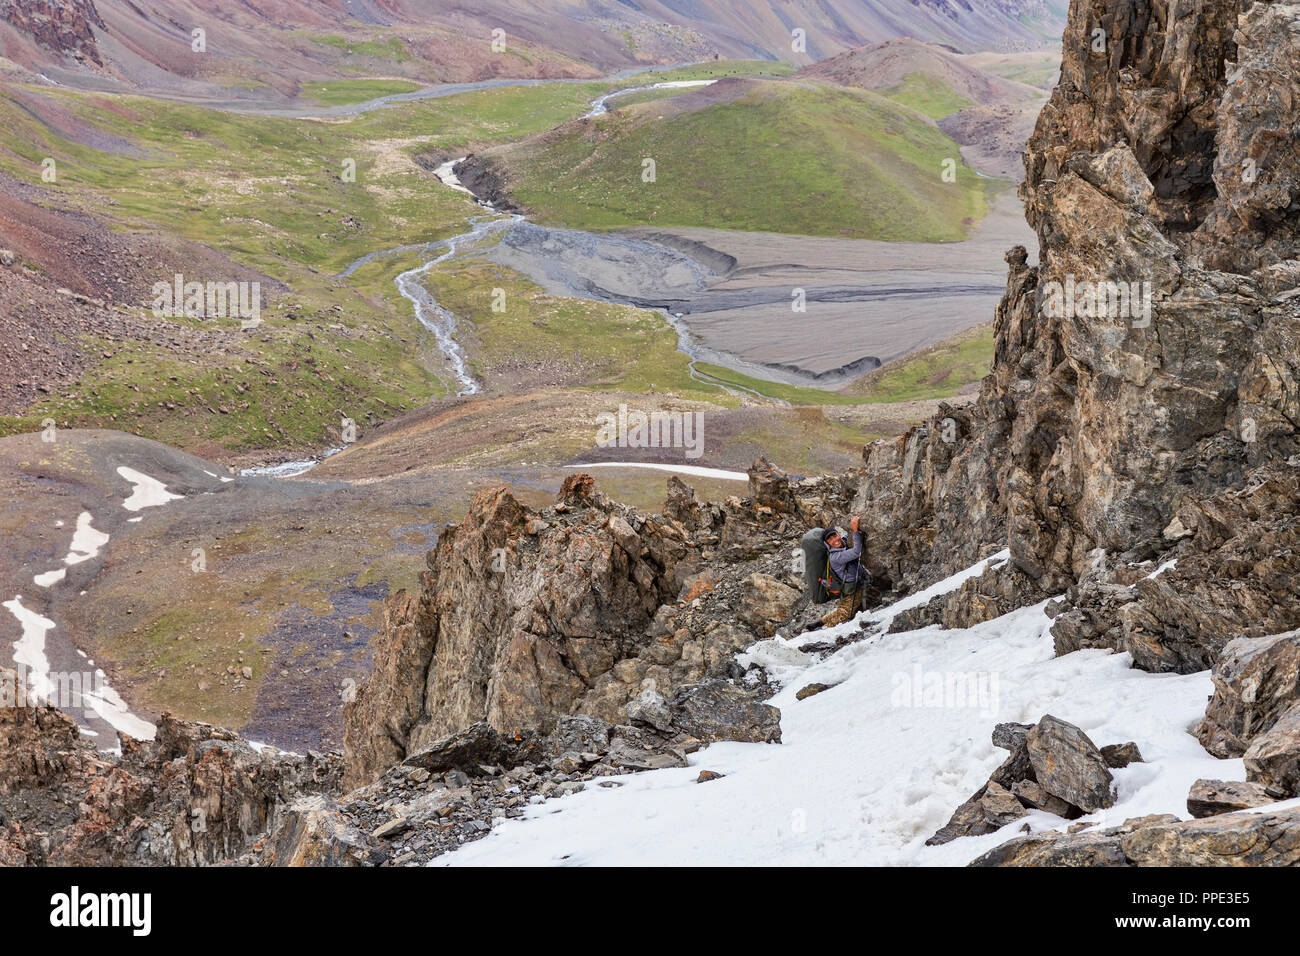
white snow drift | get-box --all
[438,552,1235,866]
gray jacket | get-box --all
[827,531,865,585]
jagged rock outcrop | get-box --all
[2,0,105,66]
[928,715,1125,845]
[1196,630,1300,759]
[0,674,340,866]
[849,0,1300,680]
[972,807,1300,866]
[344,463,852,787]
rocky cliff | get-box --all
[0,671,339,865]
[854,0,1300,675]
[342,465,856,788]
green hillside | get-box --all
[491,79,987,241]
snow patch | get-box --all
[572,461,748,481]
[436,550,1233,866]
[81,675,156,741]
[34,569,66,587]
[64,511,109,566]
[3,595,54,701]
[117,466,183,510]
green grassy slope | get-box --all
[845,323,994,402]
[882,71,975,119]
[497,79,987,241]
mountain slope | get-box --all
[798,36,1043,115]
[460,77,988,241]
[0,0,1069,97]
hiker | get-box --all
[804,515,867,631]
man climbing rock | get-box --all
[804,515,867,631]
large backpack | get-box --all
[800,528,830,603]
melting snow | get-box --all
[117,466,183,511]
[436,550,1232,866]
[64,511,109,566]
[572,462,748,481]
[81,676,156,741]
[3,595,55,701]
[34,569,66,587]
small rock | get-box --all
[371,817,410,839]
[992,722,1034,752]
[795,682,830,701]
[697,770,725,783]
[1100,741,1143,768]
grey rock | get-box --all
[625,688,674,732]
[973,809,1300,867]
[263,796,382,867]
[401,723,539,776]
[1100,741,1144,769]
[1243,701,1300,797]
[1197,631,1300,758]
[1011,779,1077,818]
[671,679,782,744]
[1025,715,1114,812]
[1186,779,1281,818]
[992,721,1034,752]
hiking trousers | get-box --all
[820,586,862,627]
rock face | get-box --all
[2,0,105,66]
[1197,631,1300,758]
[0,677,340,866]
[1243,703,1300,798]
[344,465,851,787]
[973,808,1300,867]
[849,0,1300,677]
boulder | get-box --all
[671,679,781,744]
[1100,742,1144,769]
[1025,715,1114,812]
[1186,779,1281,818]
[1011,779,1076,818]
[400,722,540,775]
[1243,701,1300,797]
[974,809,1300,867]
[1197,630,1300,758]
[926,780,1028,846]
[625,688,674,732]
[747,456,797,514]
[738,572,801,638]
[263,796,382,867]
